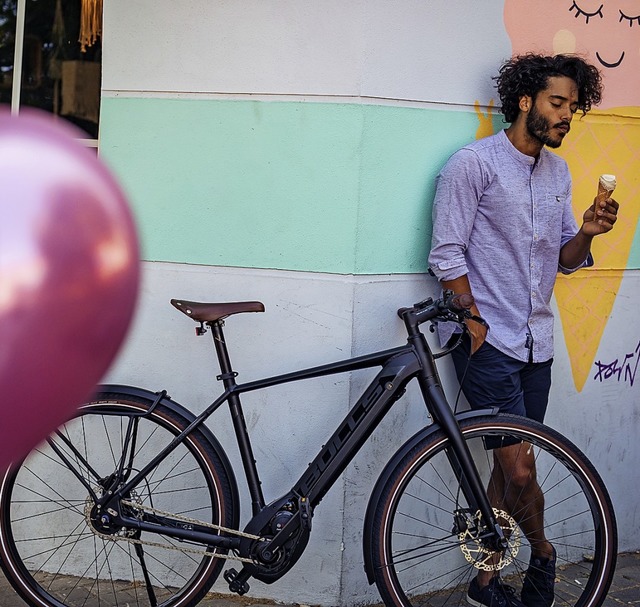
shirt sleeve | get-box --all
[558,175,595,274]
[428,149,485,282]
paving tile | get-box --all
[0,552,638,606]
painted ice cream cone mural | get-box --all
[502,0,640,391]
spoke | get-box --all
[30,444,94,481]
[39,525,93,593]
[10,497,85,523]
[126,542,143,607]
[406,559,471,594]
[537,468,571,496]
[13,483,84,510]
[421,464,460,505]
[132,423,161,456]
[137,542,193,585]
[15,529,96,562]
[392,536,463,569]
[146,466,203,487]
[150,485,209,497]
[144,450,192,495]
[403,489,461,518]
[99,414,123,471]
[80,536,121,603]
[55,424,102,483]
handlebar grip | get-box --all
[446,293,474,312]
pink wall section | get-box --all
[502,0,640,391]
[504,0,640,109]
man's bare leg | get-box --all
[475,442,553,588]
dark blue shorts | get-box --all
[450,333,553,424]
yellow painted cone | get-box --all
[555,109,640,391]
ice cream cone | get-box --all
[596,174,616,204]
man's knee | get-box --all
[509,462,536,489]
[496,444,536,489]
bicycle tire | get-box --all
[369,414,617,607]
[0,390,239,607]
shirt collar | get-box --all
[498,128,539,167]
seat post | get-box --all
[210,320,235,382]
[209,320,266,514]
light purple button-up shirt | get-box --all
[428,129,592,363]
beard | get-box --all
[526,105,569,149]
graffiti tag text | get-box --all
[593,341,640,387]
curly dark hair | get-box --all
[495,54,603,123]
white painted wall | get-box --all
[103,0,510,104]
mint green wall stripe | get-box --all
[99,97,497,274]
[355,105,493,273]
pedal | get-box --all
[224,567,250,595]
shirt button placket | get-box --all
[529,168,539,360]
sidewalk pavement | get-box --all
[581,551,640,606]
[1,551,638,606]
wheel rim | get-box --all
[379,420,614,607]
[0,401,224,607]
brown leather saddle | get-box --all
[171,299,265,323]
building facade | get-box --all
[7,1,640,604]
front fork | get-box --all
[414,337,508,552]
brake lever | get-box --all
[463,311,490,329]
[428,305,490,332]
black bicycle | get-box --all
[0,292,617,607]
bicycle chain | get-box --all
[84,497,263,564]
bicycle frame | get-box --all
[80,303,502,561]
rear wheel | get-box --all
[370,415,617,607]
[0,391,238,607]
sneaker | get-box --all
[521,548,556,607]
[467,576,526,607]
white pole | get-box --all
[11,0,27,115]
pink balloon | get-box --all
[0,109,140,468]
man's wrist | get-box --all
[578,225,595,241]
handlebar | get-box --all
[397,292,488,360]
[397,291,480,327]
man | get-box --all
[428,54,618,607]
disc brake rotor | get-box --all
[458,508,521,571]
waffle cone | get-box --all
[596,174,616,203]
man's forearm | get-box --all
[441,275,486,353]
[559,229,593,269]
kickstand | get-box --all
[134,542,158,606]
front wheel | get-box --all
[369,414,617,607]
[0,390,239,607]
